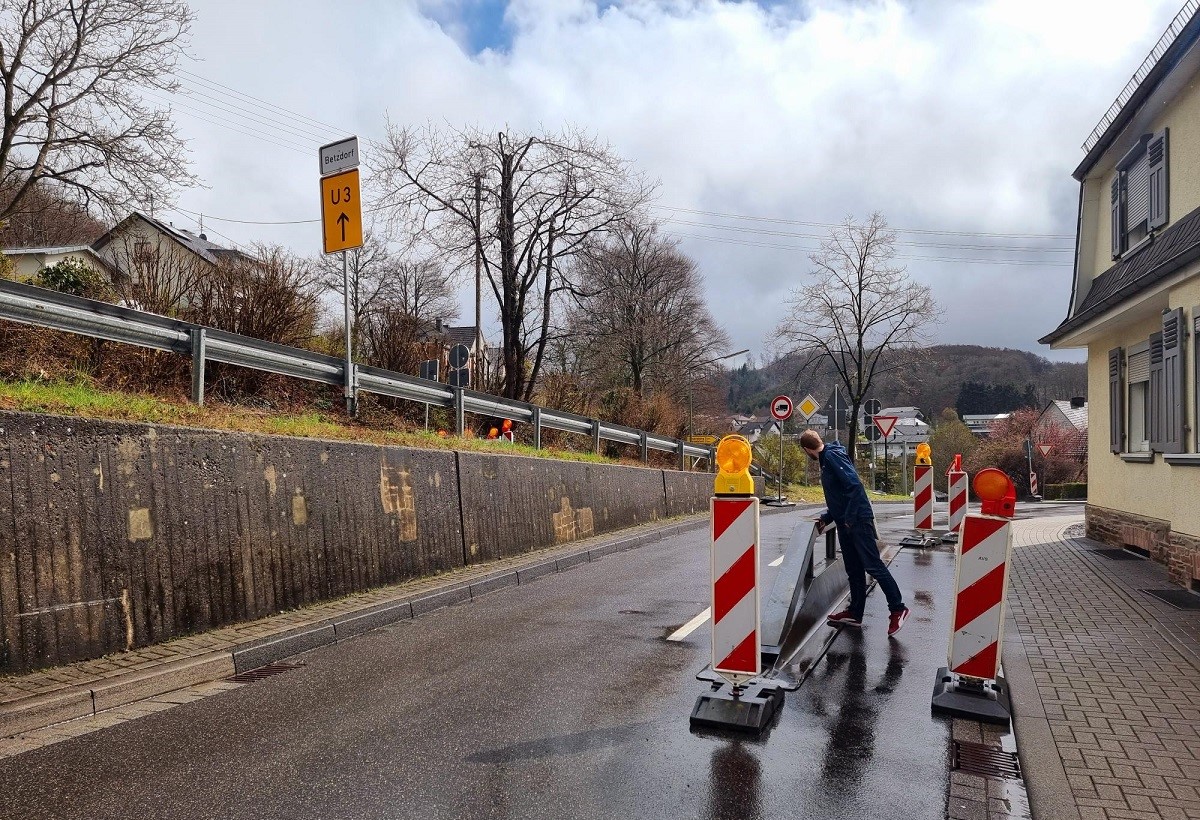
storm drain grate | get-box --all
[952,741,1022,780]
[1142,589,1200,610]
[228,662,305,683]
[1090,549,1143,561]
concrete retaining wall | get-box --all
[0,411,717,672]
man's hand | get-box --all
[813,518,827,535]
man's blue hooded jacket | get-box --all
[817,440,873,525]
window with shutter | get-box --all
[1159,308,1186,454]
[1148,332,1165,452]
[1128,342,1149,453]
[1148,128,1169,230]
[1109,346,1124,453]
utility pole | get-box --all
[474,172,483,389]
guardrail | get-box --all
[0,279,717,469]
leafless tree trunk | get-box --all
[775,213,936,450]
[0,0,196,225]
[371,124,654,402]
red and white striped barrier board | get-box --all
[914,465,933,530]
[1029,472,1038,497]
[948,469,968,534]
[710,497,761,684]
[947,514,1013,680]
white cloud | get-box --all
[172,0,1188,366]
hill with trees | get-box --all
[729,345,1086,421]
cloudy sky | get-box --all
[164,0,1190,366]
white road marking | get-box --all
[667,608,710,641]
[768,555,785,567]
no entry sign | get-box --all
[770,395,793,421]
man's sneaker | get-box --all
[826,609,863,628]
[888,607,911,637]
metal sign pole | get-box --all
[342,249,354,415]
[778,426,784,502]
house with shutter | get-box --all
[1041,1,1200,588]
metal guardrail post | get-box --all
[825,529,837,561]
[677,440,686,471]
[190,328,206,406]
[532,406,542,449]
[709,445,716,472]
[454,388,465,436]
[639,433,649,464]
[593,420,602,454]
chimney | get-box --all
[1070,396,1085,408]
[435,318,444,333]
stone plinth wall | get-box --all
[0,412,716,672]
[1086,504,1200,587]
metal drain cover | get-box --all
[952,741,1022,780]
[1142,589,1200,610]
[228,662,305,683]
[1090,549,1143,561]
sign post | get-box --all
[319,137,364,415]
[770,395,793,503]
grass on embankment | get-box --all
[0,377,612,464]
[770,481,911,504]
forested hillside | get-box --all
[729,345,1087,420]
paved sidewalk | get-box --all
[1004,514,1200,820]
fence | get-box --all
[0,279,717,469]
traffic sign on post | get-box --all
[770,395,793,421]
[319,136,359,176]
[873,415,898,438]
[1037,444,1052,457]
[320,168,364,254]
[797,394,819,421]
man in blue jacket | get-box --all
[800,429,909,636]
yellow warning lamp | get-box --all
[714,435,755,496]
[915,442,932,466]
[974,467,1016,519]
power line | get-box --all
[659,217,1073,254]
[662,230,1071,267]
[656,205,1075,241]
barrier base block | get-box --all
[931,668,1012,726]
[899,533,941,549]
[690,679,785,735]
[940,531,960,544]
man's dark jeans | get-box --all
[835,518,905,619]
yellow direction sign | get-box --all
[687,435,717,445]
[320,168,363,254]
[797,394,820,420]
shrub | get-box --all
[1045,482,1087,500]
[34,257,113,299]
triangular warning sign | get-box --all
[1037,444,1052,457]
[873,415,898,438]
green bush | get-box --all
[34,257,112,299]
[1045,482,1087,500]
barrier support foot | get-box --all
[931,668,1011,726]
[690,679,785,735]
[899,533,941,549]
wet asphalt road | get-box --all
[0,502,1083,820]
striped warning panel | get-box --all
[948,469,968,534]
[710,497,760,683]
[914,465,934,530]
[948,514,1013,680]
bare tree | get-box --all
[0,0,196,225]
[190,245,321,348]
[371,124,654,401]
[104,232,206,315]
[566,221,731,403]
[775,213,936,449]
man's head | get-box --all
[800,429,824,460]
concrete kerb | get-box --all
[1,503,804,739]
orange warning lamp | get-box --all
[974,468,1016,518]
[947,453,962,474]
[502,419,513,432]
[915,442,932,466]
[714,435,755,496]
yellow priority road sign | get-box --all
[320,168,363,254]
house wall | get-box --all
[1085,275,1200,585]
[6,251,108,281]
[1086,75,1200,283]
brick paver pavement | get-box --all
[1007,515,1200,820]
